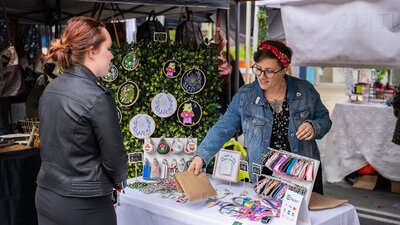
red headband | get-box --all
[258,42,291,68]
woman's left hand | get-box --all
[296,122,315,140]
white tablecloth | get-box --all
[116,178,360,225]
[320,102,400,182]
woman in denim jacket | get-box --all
[188,40,332,194]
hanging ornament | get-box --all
[160,159,169,180]
[181,67,206,94]
[151,92,177,118]
[171,137,184,154]
[185,137,197,154]
[150,158,160,179]
[122,51,139,71]
[143,158,151,180]
[157,136,171,154]
[143,137,154,154]
[116,107,122,123]
[177,99,202,126]
[129,114,156,139]
[163,58,182,78]
[102,63,118,82]
[117,80,140,107]
[178,158,186,172]
[169,159,178,179]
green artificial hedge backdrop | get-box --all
[100,40,222,178]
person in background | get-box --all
[392,86,400,145]
[36,16,127,225]
[217,51,245,114]
[189,40,332,194]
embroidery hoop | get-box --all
[129,114,156,139]
[122,51,139,71]
[151,92,177,118]
[177,99,202,126]
[102,63,118,82]
[180,68,206,95]
[163,59,182,78]
[117,81,140,107]
[116,107,122,123]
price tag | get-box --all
[153,32,168,42]
[128,152,143,163]
[252,163,262,176]
[239,160,248,172]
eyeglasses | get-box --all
[252,64,284,79]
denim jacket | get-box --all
[196,75,332,182]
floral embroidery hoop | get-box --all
[117,81,140,107]
[122,52,139,71]
[129,114,156,139]
[151,92,177,118]
[102,63,118,82]
[177,99,202,126]
[163,59,182,78]
[180,68,206,95]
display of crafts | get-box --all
[205,193,281,223]
[128,180,188,204]
[260,149,315,181]
[102,63,118,82]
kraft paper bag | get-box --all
[174,171,217,202]
[309,192,348,210]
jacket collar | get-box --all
[67,65,97,82]
[254,74,303,106]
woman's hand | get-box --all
[187,156,204,175]
[296,122,315,140]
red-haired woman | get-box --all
[35,16,127,225]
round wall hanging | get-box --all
[117,81,140,107]
[163,59,182,78]
[129,114,156,139]
[102,63,118,82]
[181,68,206,94]
[177,99,202,126]
[116,107,122,123]
[122,52,139,71]
[151,92,177,118]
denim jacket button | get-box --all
[252,119,257,124]
[293,148,298,152]
[290,133,295,137]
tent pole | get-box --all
[225,8,231,103]
[245,1,251,84]
[234,0,240,94]
[252,5,259,83]
[55,0,61,38]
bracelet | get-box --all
[285,158,298,175]
[306,161,314,181]
[272,155,288,174]
[264,152,279,168]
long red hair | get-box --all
[46,16,105,69]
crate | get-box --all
[18,118,40,148]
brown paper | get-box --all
[174,171,217,202]
[352,175,378,190]
[309,192,348,210]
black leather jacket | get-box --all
[37,65,128,197]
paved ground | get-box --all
[315,83,400,225]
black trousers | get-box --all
[35,186,116,225]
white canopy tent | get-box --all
[255,0,400,69]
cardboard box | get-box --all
[391,180,400,193]
[352,175,378,190]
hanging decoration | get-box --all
[117,81,140,107]
[129,114,156,139]
[151,92,177,118]
[163,58,182,78]
[171,137,184,154]
[181,67,206,94]
[157,136,171,154]
[102,63,118,82]
[122,51,139,71]
[177,99,202,126]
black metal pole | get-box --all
[55,0,61,37]
[225,8,231,103]
[235,1,240,94]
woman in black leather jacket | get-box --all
[35,16,128,225]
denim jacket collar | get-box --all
[254,74,304,106]
[66,65,97,82]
